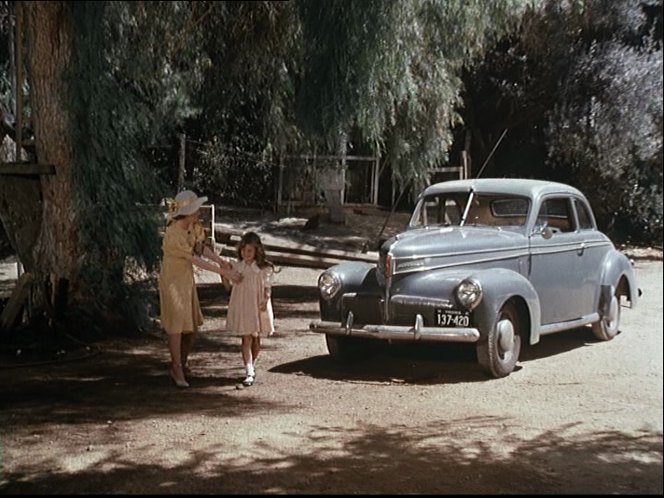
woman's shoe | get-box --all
[169,367,190,388]
[241,374,255,387]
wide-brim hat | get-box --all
[169,190,208,218]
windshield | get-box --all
[409,192,530,229]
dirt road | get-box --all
[1,260,662,494]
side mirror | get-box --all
[541,226,554,240]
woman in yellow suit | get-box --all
[160,190,242,388]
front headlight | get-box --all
[455,279,483,310]
[318,272,341,300]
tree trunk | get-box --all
[321,130,347,224]
[23,1,80,313]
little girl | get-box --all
[225,231,278,387]
[160,190,242,388]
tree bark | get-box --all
[23,1,80,311]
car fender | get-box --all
[394,267,542,345]
[599,251,639,308]
[319,262,378,321]
[470,269,542,345]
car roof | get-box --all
[421,178,585,199]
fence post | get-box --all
[177,133,186,192]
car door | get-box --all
[571,196,612,316]
[528,195,587,324]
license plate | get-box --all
[435,309,470,327]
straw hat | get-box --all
[168,190,208,219]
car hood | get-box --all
[382,226,527,275]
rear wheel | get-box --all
[476,302,522,378]
[592,289,621,341]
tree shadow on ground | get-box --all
[0,338,295,428]
[2,417,660,494]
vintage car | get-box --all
[309,178,640,378]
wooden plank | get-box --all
[215,225,378,263]
[284,154,378,162]
[0,163,56,175]
[264,238,377,263]
[0,272,33,330]
[429,166,463,174]
[218,245,349,270]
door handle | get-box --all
[577,242,585,256]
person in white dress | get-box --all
[225,231,278,387]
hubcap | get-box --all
[497,319,515,352]
[606,295,619,330]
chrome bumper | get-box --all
[309,312,480,343]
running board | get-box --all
[539,313,600,336]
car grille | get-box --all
[390,301,436,326]
[389,296,461,327]
[340,293,471,328]
[341,293,383,325]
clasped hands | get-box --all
[225,268,243,283]
[217,260,243,284]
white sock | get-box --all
[246,363,255,377]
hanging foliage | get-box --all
[68,1,203,324]
[297,0,532,184]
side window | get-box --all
[537,197,575,233]
[574,199,594,230]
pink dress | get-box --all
[225,260,275,337]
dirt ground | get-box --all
[0,207,662,494]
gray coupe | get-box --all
[309,178,640,378]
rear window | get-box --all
[492,198,529,217]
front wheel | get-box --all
[476,302,522,378]
[325,334,373,363]
[592,290,621,341]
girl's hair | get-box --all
[237,231,279,271]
